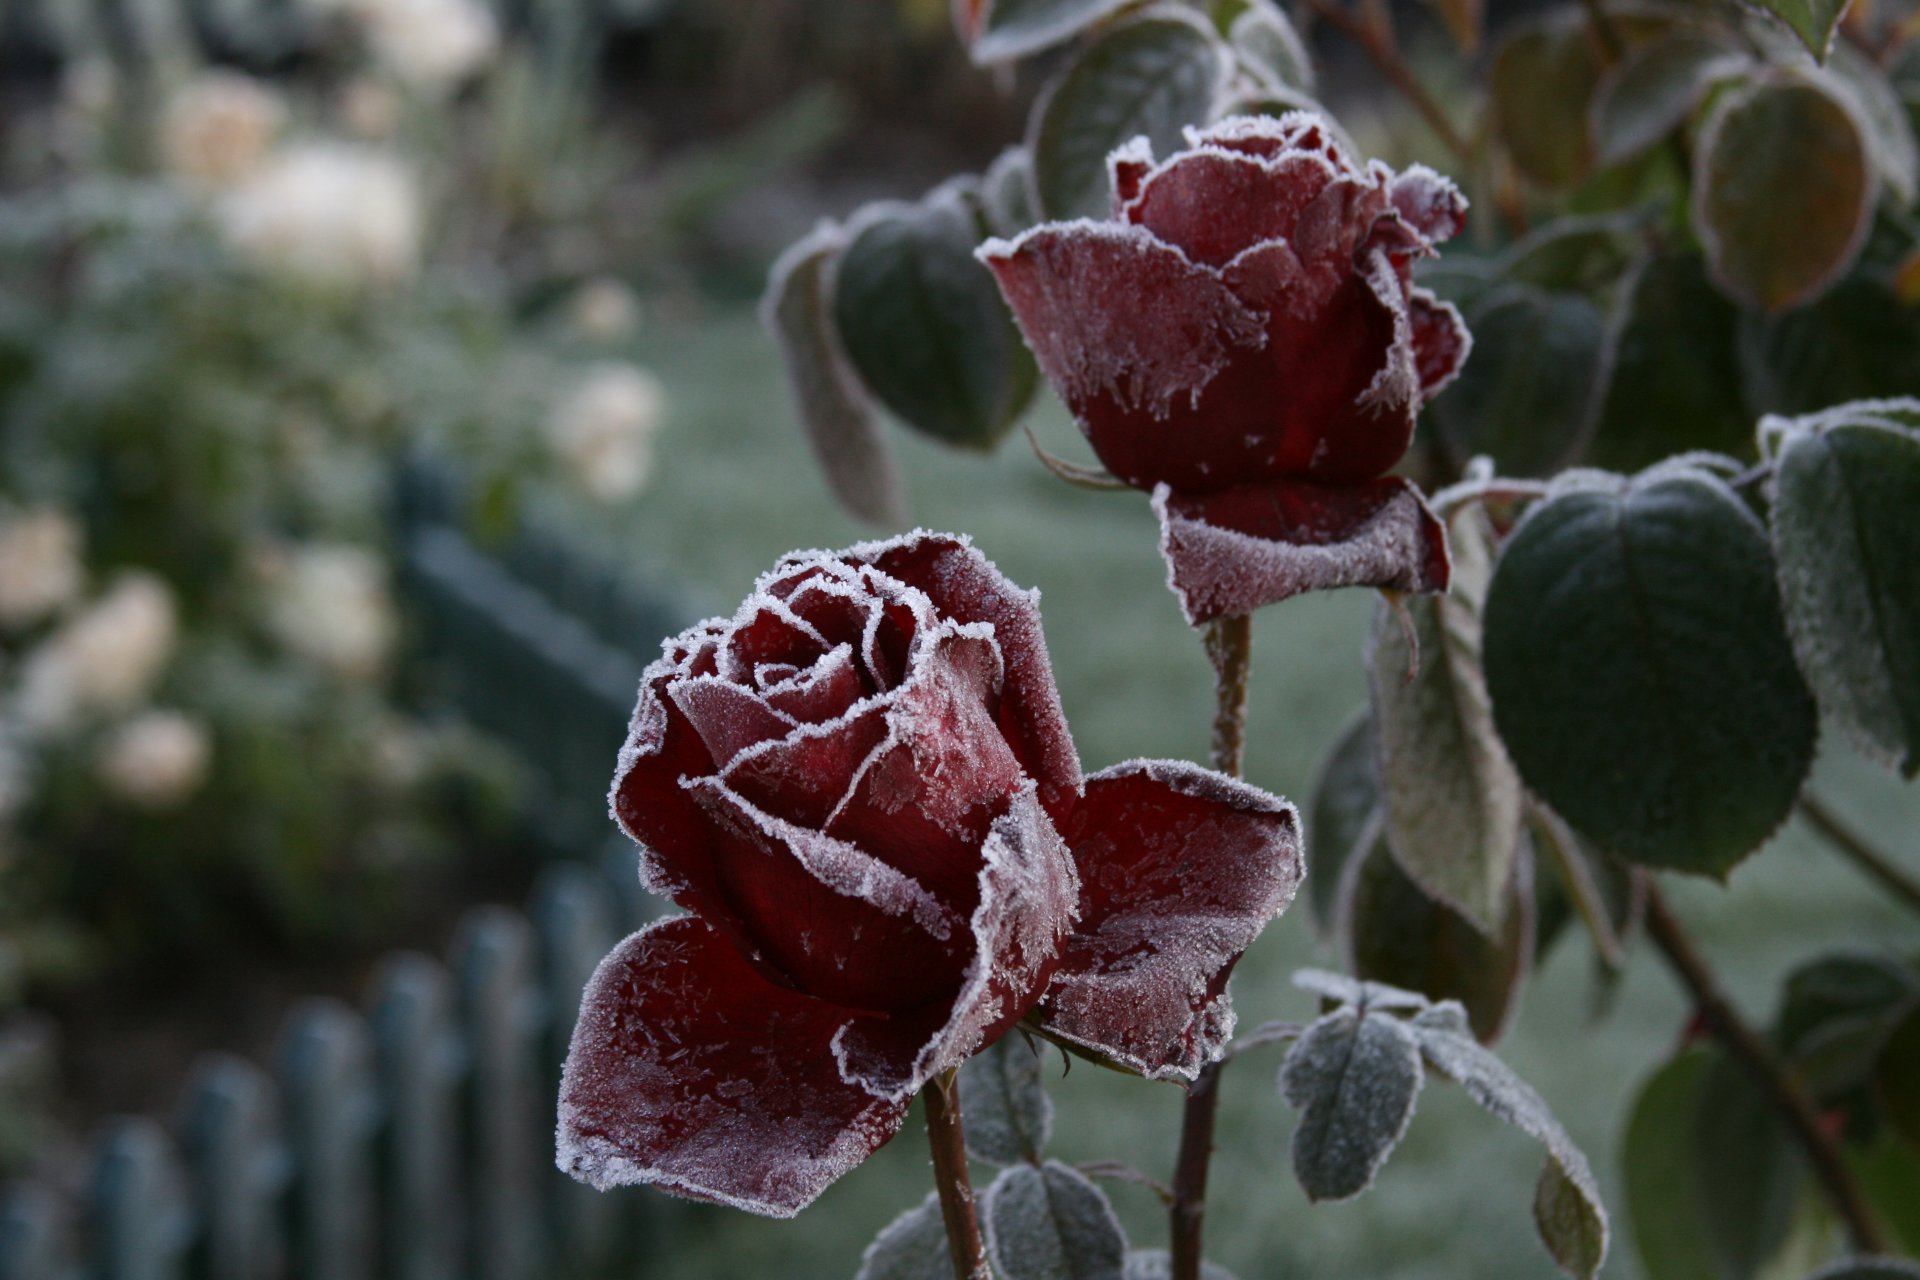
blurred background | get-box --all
[0,1,1912,1276]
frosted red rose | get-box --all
[980,113,1471,624]
[558,532,1301,1215]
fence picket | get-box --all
[452,911,541,1280]
[177,1057,284,1280]
[276,1004,374,1280]
[367,955,460,1280]
[87,1119,188,1280]
[0,1185,75,1280]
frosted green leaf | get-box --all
[983,1161,1128,1280]
[959,1035,1053,1166]
[1278,1006,1423,1202]
[857,1193,958,1280]
[1123,1250,1241,1280]
[1305,709,1380,933]
[972,0,1136,64]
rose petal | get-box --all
[1127,149,1338,268]
[1409,286,1472,401]
[718,600,829,683]
[1037,760,1302,1080]
[828,627,1025,910]
[668,676,796,770]
[1387,164,1468,244]
[833,782,1080,1101]
[1153,478,1452,625]
[684,777,969,1012]
[722,693,891,828]
[1184,114,1351,169]
[1109,136,1154,212]
[761,643,869,723]
[557,916,909,1217]
[1356,248,1422,418]
[861,532,1083,823]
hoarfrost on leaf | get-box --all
[856,1192,956,1280]
[1278,1004,1424,1201]
[960,1033,1055,1166]
[982,1160,1128,1280]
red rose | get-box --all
[979,113,1470,624]
[558,532,1302,1215]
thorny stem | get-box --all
[1170,614,1254,1280]
[1642,885,1891,1255]
[925,1068,991,1280]
[1296,0,1474,165]
[1799,792,1920,920]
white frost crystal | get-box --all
[97,710,212,809]
[547,362,668,502]
[0,509,83,630]
[263,542,396,679]
[220,143,423,286]
[162,70,285,186]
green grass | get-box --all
[542,305,1919,1280]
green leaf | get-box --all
[1277,1004,1424,1202]
[959,1034,1054,1166]
[1624,1051,1722,1280]
[856,1192,956,1280]
[1876,1004,1920,1148]
[1829,46,1919,204]
[1690,1051,1804,1278]
[1745,0,1851,62]
[1491,19,1604,188]
[1345,836,1532,1042]
[1694,75,1874,313]
[1029,12,1227,220]
[983,1160,1129,1280]
[1305,708,1379,933]
[1852,1139,1920,1255]
[1368,508,1523,934]
[1529,805,1638,970]
[1739,277,1920,416]
[833,183,1038,451]
[1774,952,1917,1102]
[1229,0,1313,93]
[983,147,1043,238]
[1427,282,1610,478]
[1588,251,1753,472]
[1771,412,1920,776]
[1590,33,1750,168]
[1123,1250,1241,1280]
[971,0,1137,64]
[1412,1021,1609,1279]
[1498,213,1650,294]
[1482,468,1818,878]
[1803,1260,1920,1280]
[762,226,908,526]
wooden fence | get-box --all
[0,852,667,1280]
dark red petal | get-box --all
[1109,136,1154,212]
[668,677,795,770]
[1037,760,1302,1080]
[1409,287,1472,401]
[557,916,909,1217]
[1127,150,1338,268]
[1153,477,1452,625]
[720,603,828,681]
[1186,115,1353,171]
[833,784,1080,1101]
[978,222,1267,482]
[721,693,889,828]
[1387,164,1468,244]
[684,778,969,1012]
[827,629,1026,911]
[861,532,1083,824]
[1291,174,1394,272]
[761,643,870,723]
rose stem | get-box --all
[924,1066,992,1280]
[1295,0,1473,166]
[1170,613,1254,1280]
[1797,791,1920,919]
[1642,883,1890,1254]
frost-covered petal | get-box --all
[1126,149,1338,268]
[978,221,1267,457]
[861,531,1083,823]
[761,642,869,723]
[834,782,1080,1101]
[1153,478,1452,625]
[1409,287,1472,401]
[557,916,909,1217]
[717,600,830,683]
[1036,760,1302,1080]
[723,694,890,828]
[668,676,795,770]
[1387,164,1467,244]
[1185,113,1352,169]
[1109,136,1154,212]
[684,777,968,1012]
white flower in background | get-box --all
[569,278,643,343]
[14,572,178,734]
[161,70,285,186]
[357,0,498,92]
[219,143,423,286]
[96,710,211,809]
[0,510,83,631]
[546,363,668,502]
[264,543,396,679]
[340,77,402,140]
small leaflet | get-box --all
[1278,1005,1424,1201]
[983,1160,1130,1280]
[959,1033,1055,1166]
[856,1192,955,1280]
[1412,1021,1609,1280]
[1123,1251,1243,1280]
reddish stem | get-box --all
[924,1068,991,1280]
